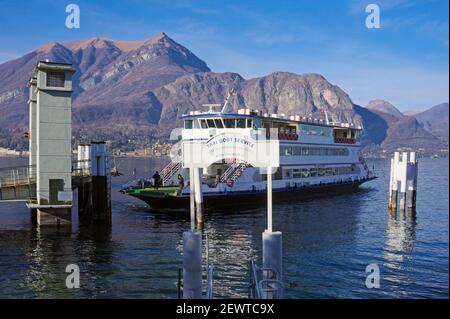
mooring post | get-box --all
[77,144,85,173]
[390,152,400,211]
[407,152,418,211]
[262,167,283,299]
[193,168,204,226]
[388,157,394,210]
[399,152,408,212]
[189,168,195,231]
[89,141,112,225]
[182,230,202,299]
[182,167,202,299]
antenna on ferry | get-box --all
[221,88,236,113]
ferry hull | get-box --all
[127,178,375,210]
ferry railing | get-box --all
[161,161,182,186]
[220,161,248,183]
[219,161,238,182]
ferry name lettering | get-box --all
[206,136,255,149]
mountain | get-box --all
[155,71,359,131]
[381,116,445,152]
[0,32,210,131]
[357,100,448,155]
[0,32,447,155]
[365,100,404,118]
[414,102,449,142]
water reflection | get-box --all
[383,208,417,288]
[14,223,118,298]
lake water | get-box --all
[0,156,448,299]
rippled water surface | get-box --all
[0,156,448,298]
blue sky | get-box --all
[0,0,448,111]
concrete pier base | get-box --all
[182,230,202,299]
[37,207,71,227]
[76,176,111,226]
[263,230,283,279]
[262,230,283,298]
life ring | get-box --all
[226,178,234,187]
[235,169,242,177]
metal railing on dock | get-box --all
[72,159,92,177]
[0,165,36,188]
[205,233,213,299]
[249,261,284,299]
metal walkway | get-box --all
[0,165,36,201]
[0,160,92,202]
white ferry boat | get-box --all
[123,101,375,209]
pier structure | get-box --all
[0,61,111,228]
[388,151,418,213]
[181,130,282,299]
[26,61,75,226]
[260,166,284,299]
[75,142,112,226]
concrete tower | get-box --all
[28,61,76,226]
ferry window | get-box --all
[292,147,301,156]
[200,119,208,129]
[223,119,235,128]
[300,125,331,137]
[236,118,246,128]
[184,120,193,129]
[207,119,216,128]
[301,147,309,156]
[214,119,224,128]
[285,147,293,156]
[284,169,291,178]
[310,168,317,177]
[247,119,253,128]
[301,169,310,178]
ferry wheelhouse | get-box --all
[124,105,375,209]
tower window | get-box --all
[46,72,65,87]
